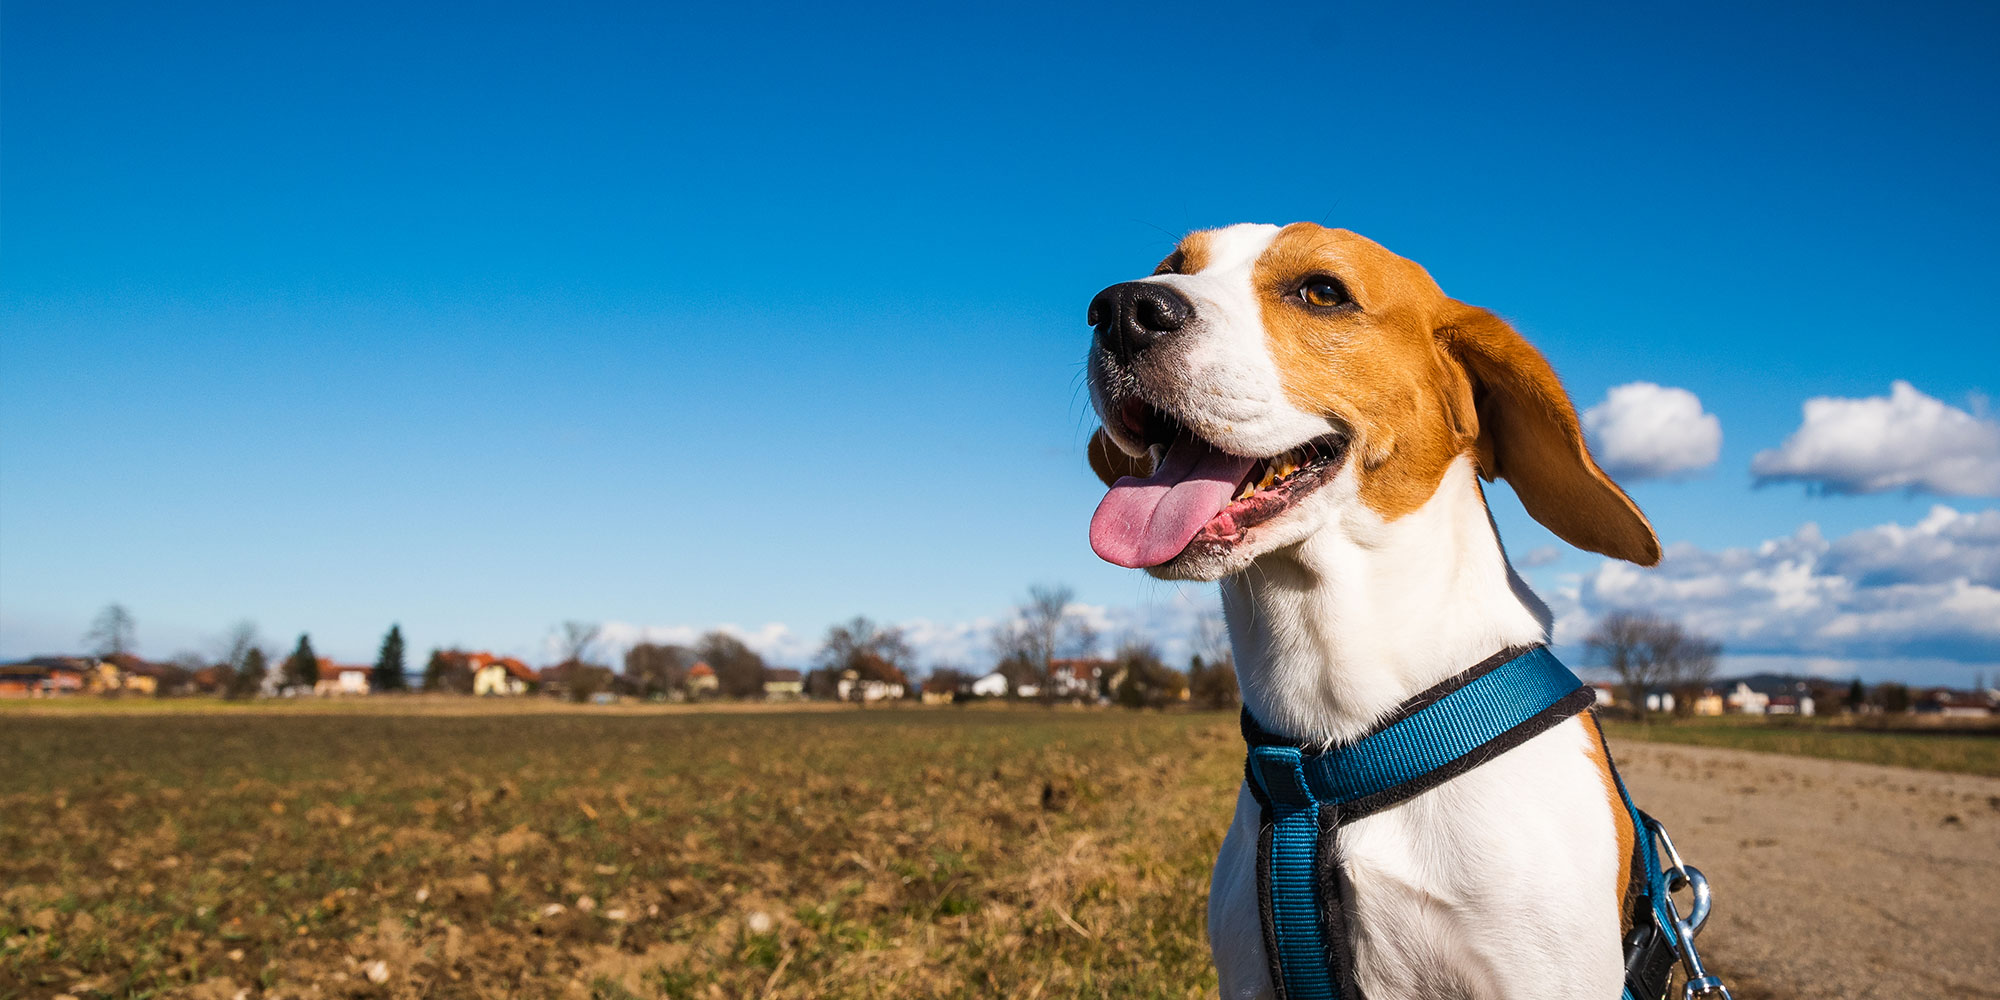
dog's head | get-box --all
[1085,222,1660,580]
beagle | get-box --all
[1084,223,1660,999]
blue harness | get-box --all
[1241,645,1709,1000]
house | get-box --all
[687,661,719,695]
[1690,689,1726,716]
[313,659,373,695]
[1644,691,1676,714]
[0,656,166,697]
[1050,658,1114,701]
[1766,694,1815,716]
[836,668,905,702]
[1724,682,1770,715]
[1589,683,1616,707]
[105,655,165,696]
[470,653,537,696]
[763,668,804,700]
[920,674,961,704]
[0,657,93,697]
[1915,690,1993,718]
[969,671,1009,698]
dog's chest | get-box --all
[1209,719,1627,1000]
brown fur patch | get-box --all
[1250,223,1660,563]
[1435,304,1660,564]
[1157,230,1215,276]
[1582,715,1636,927]
[1252,224,1476,519]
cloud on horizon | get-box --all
[587,508,2000,686]
[1751,381,2000,496]
[1564,505,2000,669]
[1581,382,1722,480]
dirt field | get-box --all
[2,704,1994,999]
[1609,741,2000,1000]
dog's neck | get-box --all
[1222,455,1553,746]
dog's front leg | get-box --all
[1209,783,1277,1000]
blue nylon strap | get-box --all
[1299,646,1586,809]
[1249,746,1341,1000]
[1246,646,1593,1000]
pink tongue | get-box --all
[1090,440,1258,568]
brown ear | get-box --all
[1436,303,1660,566]
[1087,427,1153,487]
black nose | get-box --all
[1088,281,1192,362]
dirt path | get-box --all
[1610,741,2000,1000]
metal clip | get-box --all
[1643,817,1732,1000]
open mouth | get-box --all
[1091,401,1348,569]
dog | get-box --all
[1083,223,1661,999]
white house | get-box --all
[836,670,905,702]
[313,661,372,696]
[1725,682,1769,715]
[970,672,1009,698]
[471,654,536,696]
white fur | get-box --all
[1208,457,1625,1000]
[1094,224,1337,463]
[1089,223,1627,998]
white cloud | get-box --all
[1580,382,1722,480]
[1517,545,1564,569]
[1751,381,2000,497]
[1568,506,2000,669]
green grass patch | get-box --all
[1603,715,2000,777]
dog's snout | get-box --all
[1089,281,1192,361]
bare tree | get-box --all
[1113,640,1186,709]
[1662,634,1721,717]
[1584,611,1722,721]
[698,631,767,699]
[557,621,601,666]
[817,616,914,700]
[1195,609,1233,672]
[995,584,1098,703]
[625,642,698,698]
[214,620,262,672]
[85,603,136,658]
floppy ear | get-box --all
[1087,427,1153,487]
[1436,302,1660,566]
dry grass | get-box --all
[2,707,1239,999]
[8,700,1989,999]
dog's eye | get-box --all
[1154,250,1186,276]
[1297,276,1353,309]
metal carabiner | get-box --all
[1643,817,1731,999]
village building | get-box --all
[968,671,1009,698]
[763,668,804,700]
[1916,689,1994,717]
[469,653,537,696]
[836,668,905,702]
[0,657,93,697]
[312,659,374,695]
[920,674,960,704]
[1724,682,1770,715]
[1050,658,1115,701]
[686,661,719,695]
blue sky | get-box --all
[4,2,1996,682]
